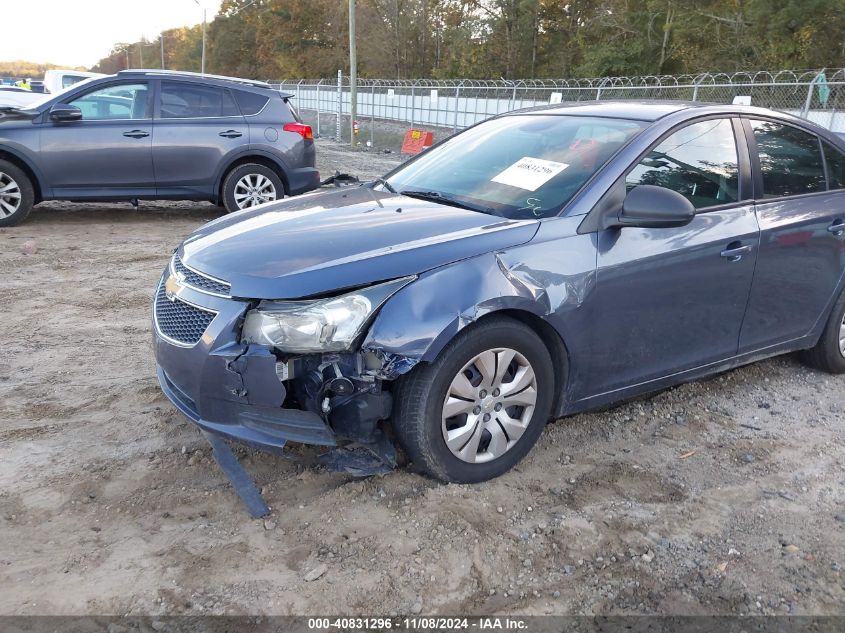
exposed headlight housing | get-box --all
[241,277,414,353]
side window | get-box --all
[750,120,825,198]
[626,118,739,209]
[68,83,148,120]
[823,142,845,190]
[62,75,87,88]
[160,81,240,118]
[233,90,269,116]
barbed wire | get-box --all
[271,69,845,89]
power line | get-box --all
[228,0,259,17]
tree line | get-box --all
[0,60,86,79]
[91,0,845,80]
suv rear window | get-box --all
[160,81,240,118]
[234,90,269,116]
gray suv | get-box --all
[0,70,319,226]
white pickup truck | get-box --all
[42,70,105,94]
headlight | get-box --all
[241,277,414,352]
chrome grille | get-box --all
[172,255,231,297]
[154,282,217,346]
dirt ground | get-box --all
[1,138,844,617]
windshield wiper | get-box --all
[371,177,397,194]
[399,189,498,216]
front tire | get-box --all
[801,286,845,374]
[394,316,555,483]
[0,160,35,227]
[222,163,284,213]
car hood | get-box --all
[179,187,540,299]
[0,95,40,107]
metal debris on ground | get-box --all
[204,432,270,518]
[320,171,360,187]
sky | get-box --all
[2,0,223,68]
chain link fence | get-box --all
[269,69,845,152]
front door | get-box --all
[738,118,845,351]
[39,81,154,197]
[587,117,760,395]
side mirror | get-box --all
[49,103,82,122]
[613,184,696,229]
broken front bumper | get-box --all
[156,363,335,448]
[152,279,337,449]
[153,277,397,515]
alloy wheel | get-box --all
[441,347,538,464]
[0,171,22,218]
[233,173,277,209]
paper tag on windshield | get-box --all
[491,157,569,191]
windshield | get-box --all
[383,114,647,219]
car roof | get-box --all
[504,100,701,121]
[503,100,830,127]
[115,69,292,97]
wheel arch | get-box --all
[216,152,290,203]
[488,310,570,419]
[0,148,44,203]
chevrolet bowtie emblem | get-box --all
[164,274,183,302]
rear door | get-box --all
[152,80,248,198]
[587,117,760,394]
[39,81,154,197]
[738,119,845,352]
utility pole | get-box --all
[349,0,357,146]
[124,47,130,70]
[201,8,207,74]
[161,35,165,69]
[193,0,207,74]
[139,41,144,68]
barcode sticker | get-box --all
[491,156,569,191]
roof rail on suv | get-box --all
[117,69,272,90]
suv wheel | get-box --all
[393,316,555,483]
[0,160,35,227]
[222,163,284,212]
[800,286,845,374]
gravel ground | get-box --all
[1,138,844,616]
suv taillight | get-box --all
[283,122,313,140]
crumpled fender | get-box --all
[362,216,597,380]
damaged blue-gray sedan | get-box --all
[153,102,845,485]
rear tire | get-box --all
[393,316,555,483]
[800,287,845,374]
[0,160,34,227]
[222,163,284,213]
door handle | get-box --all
[827,220,845,236]
[720,243,753,262]
[123,130,149,138]
[219,130,243,138]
